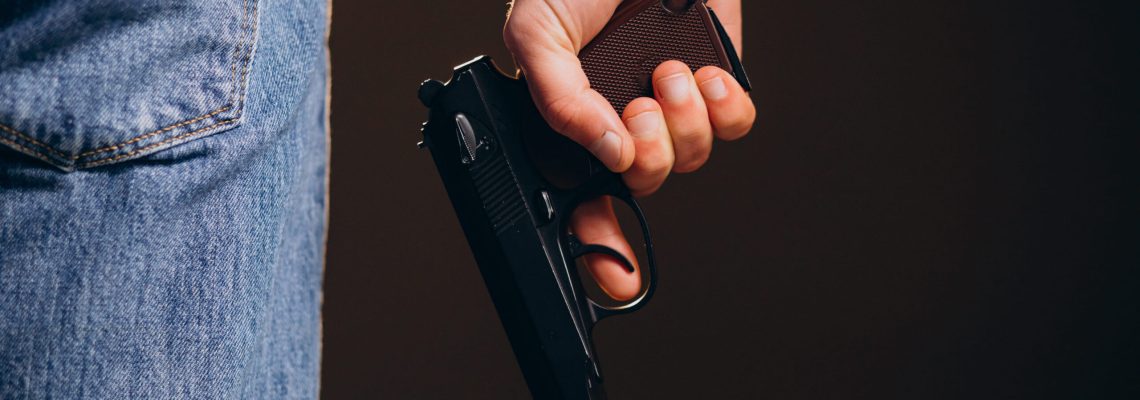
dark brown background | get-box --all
[324,1,1137,399]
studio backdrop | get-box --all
[323,1,1137,399]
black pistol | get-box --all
[416,1,750,398]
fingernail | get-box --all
[626,111,660,138]
[589,130,623,169]
[658,73,690,103]
[699,76,728,101]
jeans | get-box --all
[0,0,329,398]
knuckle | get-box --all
[630,182,664,197]
[674,151,710,173]
[671,124,713,148]
[625,172,665,196]
[635,149,673,176]
[540,93,583,137]
[629,175,665,196]
[672,133,712,172]
[715,102,757,140]
[718,127,749,141]
[718,117,754,140]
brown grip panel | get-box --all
[579,0,742,115]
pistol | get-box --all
[416,1,750,398]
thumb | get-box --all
[506,32,635,172]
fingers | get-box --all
[626,64,755,195]
[653,60,713,173]
[620,98,674,197]
[694,66,756,141]
[569,197,641,301]
[517,52,635,173]
[503,4,634,173]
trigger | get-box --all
[567,234,636,273]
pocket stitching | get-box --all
[0,0,258,170]
[0,134,59,166]
[82,118,239,168]
[0,123,70,160]
[75,106,232,159]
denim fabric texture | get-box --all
[0,0,259,171]
[0,0,330,398]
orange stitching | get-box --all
[76,106,231,158]
[0,122,69,159]
[229,0,250,103]
[0,0,254,167]
[233,0,259,111]
[79,119,238,168]
[0,135,60,166]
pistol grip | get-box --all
[579,0,751,114]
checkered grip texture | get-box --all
[579,3,725,115]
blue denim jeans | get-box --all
[0,0,329,398]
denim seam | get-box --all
[0,123,70,160]
[75,106,233,158]
[80,119,239,168]
[0,135,58,166]
[0,0,258,170]
[228,0,259,120]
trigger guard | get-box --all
[568,236,636,273]
[561,195,658,323]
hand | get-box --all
[504,0,755,300]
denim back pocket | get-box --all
[0,0,260,171]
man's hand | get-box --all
[504,0,755,300]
